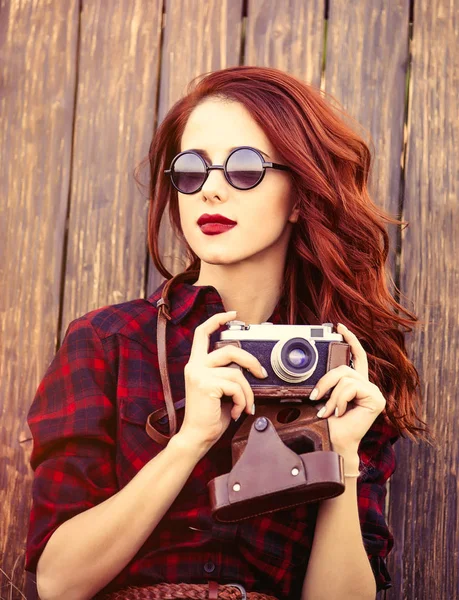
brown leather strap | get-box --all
[145,397,186,445]
[156,299,176,438]
[208,580,219,599]
[146,270,199,446]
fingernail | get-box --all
[251,404,256,415]
[317,407,326,418]
[261,367,268,378]
[309,388,319,400]
[234,414,240,422]
[335,407,339,417]
[338,322,347,329]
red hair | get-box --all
[135,65,428,440]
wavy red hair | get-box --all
[135,65,428,440]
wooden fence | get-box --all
[1,1,457,598]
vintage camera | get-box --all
[207,321,351,522]
[215,320,351,398]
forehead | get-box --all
[180,98,273,155]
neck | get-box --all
[193,257,286,325]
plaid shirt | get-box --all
[26,278,399,599]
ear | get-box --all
[288,204,300,224]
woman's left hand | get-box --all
[310,323,387,453]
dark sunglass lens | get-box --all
[226,148,263,189]
[172,153,206,193]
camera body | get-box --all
[216,320,350,397]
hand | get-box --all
[311,323,387,453]
[181,310,268,448]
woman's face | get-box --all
[177,98,298,268]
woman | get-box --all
[26,66,427,600]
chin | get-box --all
[186,232,275,267]
[197,252,241,266]
[186,236,239,265]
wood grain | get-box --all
[387,0,459,598]
[0,1,79,596]
[325,0,410,280]
[244,0,324,87]
[61,0,163,333]
[148,0,243,293]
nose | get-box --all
[200,166,229,203]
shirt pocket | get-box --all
[116,390,183,485]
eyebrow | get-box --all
[186,147,271,160]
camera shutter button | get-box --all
[226,320,251,330]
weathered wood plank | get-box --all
[244,0,324,87]
[0,1,79,596]
[324,4,410,596]
[149,0,244,291]
[388,0,459,597]
[61,0,163,333]
[326,0,410,278]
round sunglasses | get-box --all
[164,146,290,194]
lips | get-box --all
[197,214,237,226]
[197,213,237,236]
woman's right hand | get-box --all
[179,310,268,449]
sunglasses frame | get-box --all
[164,145,290,194]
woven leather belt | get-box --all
[100,581,279,599]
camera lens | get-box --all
[287,347,308,368]
[271,337,318,383]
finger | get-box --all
[211,367,255,415]
[215,378,247,421]
[337,323,369,378]
[311,365,364,401]
[316,381,356,419]
[206,345,267,379]
[328,380,357,417]
[317,380,385,419]
[189,311,237,360]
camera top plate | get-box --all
[222,321,344,342]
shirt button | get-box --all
[203,560,216,573]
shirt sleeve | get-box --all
[357,413,400,592]
[25,316,118,574]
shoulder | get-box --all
[80,298,156,339]
[64,282,166,349]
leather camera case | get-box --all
[207,339,350,522]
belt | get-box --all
[100,581,280,599]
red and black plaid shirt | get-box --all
[26,278,399,599]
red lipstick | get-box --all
[197,213,237,236]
